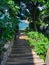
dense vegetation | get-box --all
[0,0,49,61]
[27,31,49,60]
[0,0,19,55]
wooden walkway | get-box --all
[5,32,46,65]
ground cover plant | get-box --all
[27,31,49,60]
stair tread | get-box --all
[5,32,45,65]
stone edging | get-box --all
[1,39,14,65]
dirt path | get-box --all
[5,31,46,65]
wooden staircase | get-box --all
[5,32,46,65]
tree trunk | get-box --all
[34,21,37,31]
[33,7,38,31]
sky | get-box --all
[19,20,29,30]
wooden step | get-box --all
[5,32,46,65]
[6,62,45,65]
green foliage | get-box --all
[27,31,49,60]
[0,0,19,54]
[40,1,49,24]
[26,0,49,31]
[0,15,19,41]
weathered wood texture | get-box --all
[5,32,46,65]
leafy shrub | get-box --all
[0,11,19,55]
[0,16,19,55]
[0,0,19,56]
[0,16,19,41]
[27,31,49,60]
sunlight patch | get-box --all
[19,36,29,40]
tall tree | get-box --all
[21,0,47,31]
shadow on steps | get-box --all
[5,31,46,65]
